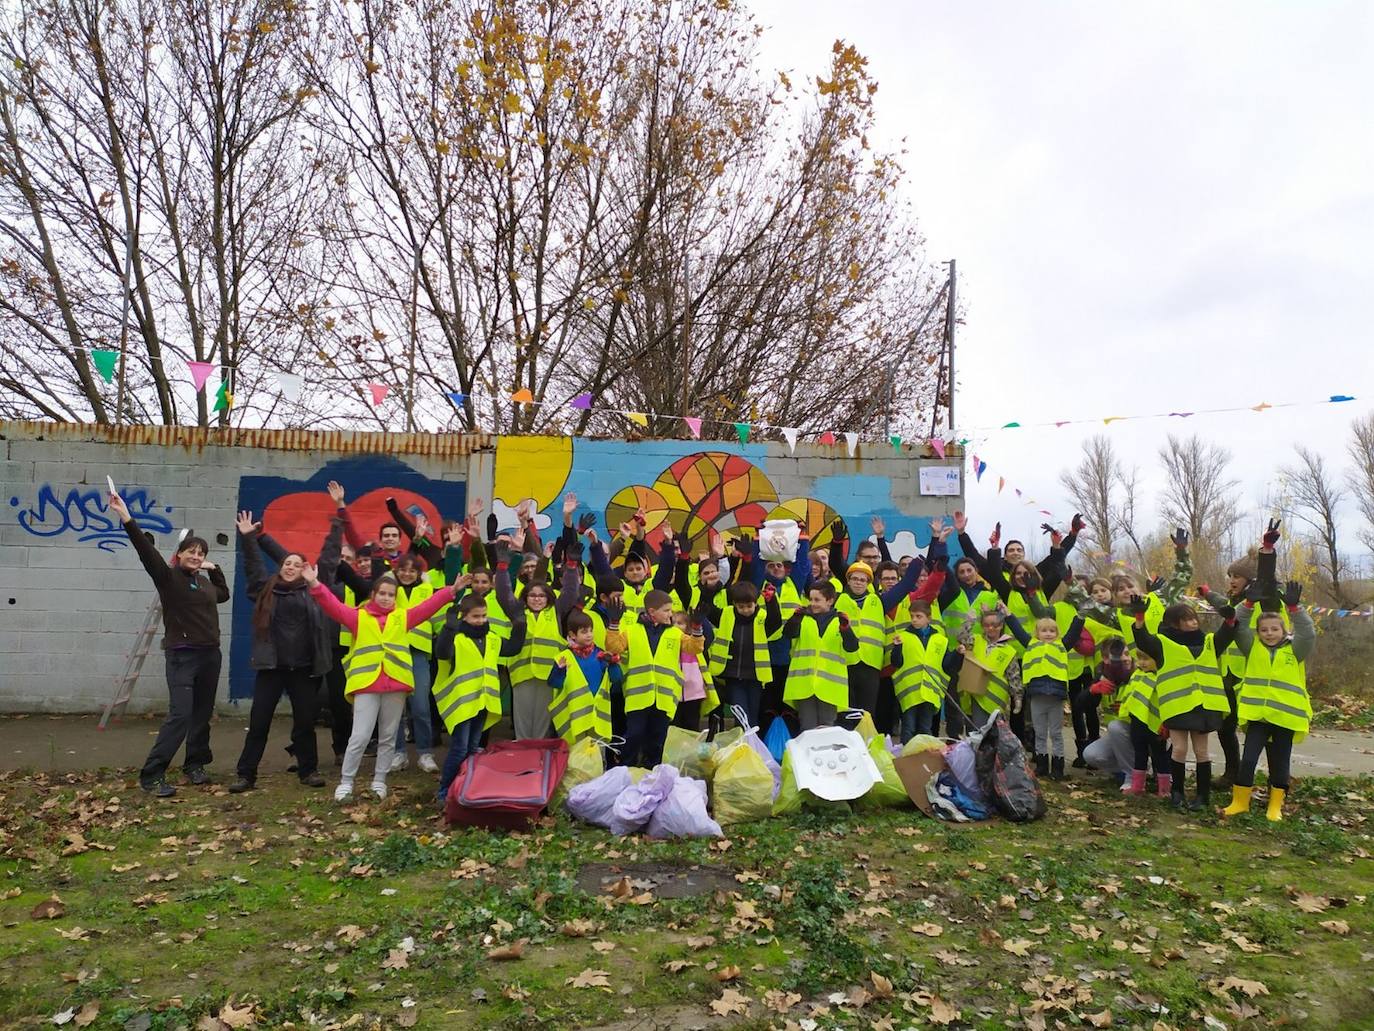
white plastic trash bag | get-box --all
[758,519,801,562]
[646,777,722,839]
[566,766,633,829]
[608,764,678,836]
[786,726,882,801]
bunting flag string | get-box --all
[91,349,118,384]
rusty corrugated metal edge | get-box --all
[0,419,494,457]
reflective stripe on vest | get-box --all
[432,633,502,733]
[1004,589,1048,656]
[942,586,998,638]
[1118,670,1161,732]
[344,609,414,698]
[549,648,613,745]
[338,585,358,646]
[783,616,850,709]
[1155,634,1227,723]
[510,607,562,683]
[706,606,773,684]
[1020,640,1070,684]
[837,590,886,668]
[966,636,1014,714]
[1238,638,1310,740]
[622,623,685,718]
[397,580,435,653]
[1054,601,1087,678]
[891,629,949,712]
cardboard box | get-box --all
[893,750,947,816]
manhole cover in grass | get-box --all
[575,861,737,899]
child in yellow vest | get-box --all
[1004,610,1086,780]
[549,610,621,747]
[782,581,860,730]
[493,537,566,739]
[706,582,784,730]
[1220,584,1314,821]
[390,555,438,774]
[432,593,529,802]
[605,589,704,766]
[955,608,1023,730]
[306,567,457,802]
[889,600,965,741]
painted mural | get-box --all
[9,484,174,551]
[492,437,939,562]
[230,456,466,700]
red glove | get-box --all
[837,612,850,630]
[989,522,1001,548]
[762,583,776,602]
[1089,678,1115,696]
[1196,582,1210,597]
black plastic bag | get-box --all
[974,713,1045,822]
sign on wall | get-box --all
[918,465,961,497]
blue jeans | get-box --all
[722,678,763,730]
[900,702,938,743]
[437,713,485,803]
[396,648,434,752]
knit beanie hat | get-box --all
[1226,548,1259,582]
[847,561,873,581]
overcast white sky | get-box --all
[750,0,1374,564]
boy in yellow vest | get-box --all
[549,611,621,746]
[606,589,705,766]
[782,582,860,730]
[955,608,1023,730]
[432,593,529,802]
[836,558,921,721]
[1220,582,1314,821]
[706,582,784,729]
[890,600,965,741]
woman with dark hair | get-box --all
[227,511,343,793]
[110,491,231,798]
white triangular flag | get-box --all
[277,372,303,401]
[781,427,798,453]
[844,431,859,457]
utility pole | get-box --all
[114,233,135,425]
[945,259,956,433]
[405,250,419,433]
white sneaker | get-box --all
[334,782,353,802]
[370,782,388,800]
[390,753,409,773]
[418,753,439,774]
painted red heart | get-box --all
[261,487,443,565]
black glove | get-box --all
[486,512,499,541]
[829,518,846,540]
[1243,579,1269,604]
[1170,527,1189,550]
[1127,594,1148,618]
[1146,575,1165,594]
[1283,581,1302,606]
[1070,513,1086,535]
[932,555,948,573]
[605,598,624,627]
[566,541,583,565]
[1262,518,1281,550]
[1216,603,1237,621]
[493,540,511,567]
[578,512,597,533]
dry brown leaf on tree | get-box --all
[709,988,752,1017]
[566,968,612,990]
[486,939,527,961]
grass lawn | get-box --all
[1,766,1370,1030]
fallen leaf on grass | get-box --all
[663,959,697,973]
[1069,923,1102,942]
[501,984,530,1002]
[929,995,960,1025]
[51,1008,75,1026]
[1290,891,1329,913]
[56,926,91,941]
[934,949,978,967]
[336,925,366,944]
[31,895,65,920]
[686,934,716,950]
[709,988,751,1017]
[349,863,374,877]
[218,1000,257,1028]
[1002,938,1034,957]
[567,968,612,990]
[591,940,616,953]
[486,939,527,960]
[911,921,943,937]
[381,948,409,970]
[763,989,801,1013]
[560,918,597,938]
[1216,976,1269,998]
[1320,920,1350,935]
[396,1005,418,1029]
[715,964,741,982]
[111,863,140,874]
[870,971,894,998]
[73,1002,100,1027]
[1084,1010,1113,1027]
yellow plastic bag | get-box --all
[664,726,713,779]
[900,734,945,758]
[857,736,911,810]
[711,742,775,826]
[702,726,743,778]
[553,737,605,810]
[853,711,878,743]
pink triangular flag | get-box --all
[818,431,836,445]
[684,417,702,439]
[187,361,214,393]
[368,383,390,407]
[929,437,946,459]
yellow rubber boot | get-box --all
[1220,784,1252,817]
[1266,786,1286,822]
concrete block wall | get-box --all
[0,422,963,714]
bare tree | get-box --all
[1115,462,1147,569]
[1282,445,1349,606]
[1349,412,1374,556]
[1157,434,1240,551]
[1058,435,1120,559]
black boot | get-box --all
[1050,756,1066,781]
[1072,738,1087,769]
[1034,753,1049,778]
[1169,760,1187,810]
[1217,726,1239,789]
[1190,761,1212,811]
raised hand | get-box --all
[235,510,260,535]
[1243,579,1269,604]
[709,528,726,559]
[1070,513,1086,535]
[939,525,954,543]
[562,492,578,517]
[585,528,600,547]
[1262,518,1282,551]
[516,499,532,525]
[414,514,432,540]
[870,515,885,537]
[989,521,1001,548]
[1216,603,1237,621]
[445,523,464,547]
[301,562,319,586]
[108,492,131,523]
[930,517,944,536]
[578,512,597,534]
[796,519,810,542]
[605,597,625,627]
[454,572,473,590]
[1283,581,1302,607]
[952,510,968,533]
[544,541,555,558]
[1170,527,1189,551]
[1146,574,1165,594]
[1126,594,1148,617]
[327,480,346,506]
[468,496,485,519]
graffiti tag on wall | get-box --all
[9,486,174,551]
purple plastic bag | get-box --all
[944,739,987,804]
[608,764,679,836]
[566,766,633,829]
[645,777,723,839]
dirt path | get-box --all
[2,713,1372,779]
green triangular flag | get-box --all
[213,381,233,412]
[1001,421,1021,429]
[91,349,117,384]
[733,421,750,445]
[889,433,902,451]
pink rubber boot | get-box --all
[1122,770,1147,796]
[1156,773,1172,798]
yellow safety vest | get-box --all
[338,585,358,646]
[480,589,513,640]
[1155,634,1228,724]
[395,580,435,654]
[770,579,804,624]
[1021,639,1071,686]
[426,567,452,635]
[509,606,562,684]
[549,648,613,745]
[588,608,607,650]
[964,636,1015,719]
[942,585,999,638]
[344,609,414,699]
[621,622,685,718]
[707,606,773,684]
[836,590,886,668]
[1238,638,1310,741]
[432,632,502,733]
[891,628,949,713]
[1005,589,1049,656]
[1118,670,1161,733]
[621,580,649,615]
[1054,601,1087,679]
[1220,604,1291,678]
[783,614,850,709]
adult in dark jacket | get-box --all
[110,492,231,798]
[226,512,343,792]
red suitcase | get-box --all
[444,738,570,830]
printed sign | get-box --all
[918,466,961,497]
